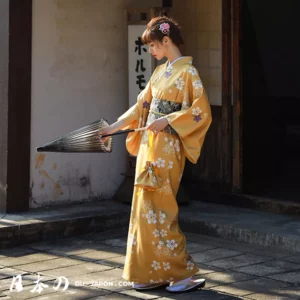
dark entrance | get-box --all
[242,0,300,202]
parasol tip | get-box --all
[36,146,45,152]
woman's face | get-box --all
[148,40,166,60]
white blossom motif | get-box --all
[163,262,171,271]
[159,211,166,224]
[160,229,167,237]
[131,110,136,115]
[162,137,174,155]
[151,260,161,270]
[145,210,157,224]
[153,229,160,237]
[168,89,172,93]
[152,241,156,245]
[192,107,203,122]
[166,239,178,250]
[167,224,171,229]
[162,137,181,159]
[143,199,153,211]
[175,78,185,90]
[189,67,197,76]
[187,261,194,270]
[150,279,161,283]
[192,107,202,116]
[193,79,203,89]
[168,161,174,169]
[157,240,164,249]
[174,140,180,153]
[158,179,172,195]
[182,100,190,110]
[128,234,136,246]
[166,277,174,282]
[155,158,165,168]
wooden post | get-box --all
[232,0,242,192]
[221,0,242,192]
[221,0,232,191]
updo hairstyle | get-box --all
[141,16,184,47]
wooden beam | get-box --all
[7,0,32,212]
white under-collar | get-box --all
[167,56,184,69]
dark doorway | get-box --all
[242,0,300,202]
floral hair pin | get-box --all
[159,23,170,35]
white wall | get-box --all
[31,0,130,207]
[31,0,162,208]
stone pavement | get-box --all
[0,228,300,299]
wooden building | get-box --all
[1,0,300,213]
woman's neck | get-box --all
[166,47,182,64]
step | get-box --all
[0,200,131,249]
[179,201,300,254]
[185,187,300,217]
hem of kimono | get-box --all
[121,266,200,284]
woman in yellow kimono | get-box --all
[100,16,212,293]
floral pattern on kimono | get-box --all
[117,56,212,283]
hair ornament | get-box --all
[159,22,170,35]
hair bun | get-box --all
[142,16,184,46]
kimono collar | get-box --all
[166,56,193,68]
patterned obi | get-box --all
[146,98,182,135]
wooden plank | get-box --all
[232,0,242,191]
[7,0,32,212]
[221,0,232,190]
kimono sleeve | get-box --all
[166,71,212,164]
[117,80,152,130]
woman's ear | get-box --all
[163,36,169,44]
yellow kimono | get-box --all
[118,56,212,283]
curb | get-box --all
[0,211,130,249]
[179,217,300,254]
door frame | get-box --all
[222,0,242,192]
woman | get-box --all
[100,16,212,293]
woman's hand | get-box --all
[98,120,125,143]
[98,126,113,143]
[147,117,169,134]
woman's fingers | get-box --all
[98,128,109,142]
[147,121,157,132]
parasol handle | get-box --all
[100,126,147,138]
